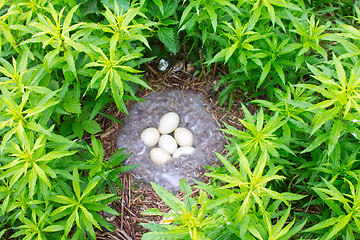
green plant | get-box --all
[11,205,65,240]
[0,1,152,238]
[178,0,240,63]
[298,53,360,139]
[180,0,240,35]
[2,0,360,239]
[50,166,118,239]
[288,14,331,67]
[208,17,264,74]
[141,0,181,54]
[84,43,150,112]
[139,2,360,239]
[241,0,303,31]
[142,181,228,239]
[142,147,305,239]
[222,106,294,161]
[28,4,86,77]
[0,84,59,152]
[86,135,139,195]
[247,207,306,240]
[304,177,360,239]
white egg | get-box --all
[158,112,180,134]
[158,135,178,155]
[140,127,160,147]
[150,148,171,165]
[174,127,194,147]
[173,146,195,158]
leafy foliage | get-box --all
[2,0,360,239]
[0,0,148,238]
[140,1,360,239]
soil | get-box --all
[94,57,256,239]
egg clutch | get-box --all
[140,112,195,165]
[115,90,225,192]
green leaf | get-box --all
[262,187,288,205]
[1,195,10,215]
[158,27,178,54]
[206,4,217,32]
[311,108,340,135]
[254,151,269,178]
[313,187,345,216]
[43,225,65,232]
[64,50,77,78]
[150,182,183,213]
[63,95,81,114]
[111,71,124,110]
[282,192,306,201]
[208,48,229,65]
[179,179,192,195]
[300,133,329,154]
[281,43,301,54]
[258,61,272,88]
[73,121,84,138]
[96,71,110,99]
[225,43,238,63]
[153,0,164,14]
[179,1,197,26]
[83,194,115,204]
[328,120,342,156]
[24,100,60,119]
[309,99,337,111]
[279,219,307,240]
[322,214,352,240]
[273,207,291,236]
[295,55,304,70]
[101,0,129,11]
[81,176,101,199]
[256,108,264,132]
[273,62,285,86]
[248,7,261,30]
[56,169,82,182]
[37,150,77,162]
[141,208,166,216]
[216,152,243,180]
[333,53,346,88]
[303,217,338,232]
[281,99,312,109]
[82,120,102,134]
[73,166,81,200]
[81,207,101,230]
[265,2,276,25]
[26,123,51,137]
[33,164,51,188]
[98,112,123,125]
[142,230,188,239]
[0,229,7,239]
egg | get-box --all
[158,135,178,155]
[173,146,195,158]
[158,112,180,134]
[174,127,194,147]
[150,148,171,165]
[140,127,160,147]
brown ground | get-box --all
[94,58,255,240]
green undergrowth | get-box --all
[1,0,360,239]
